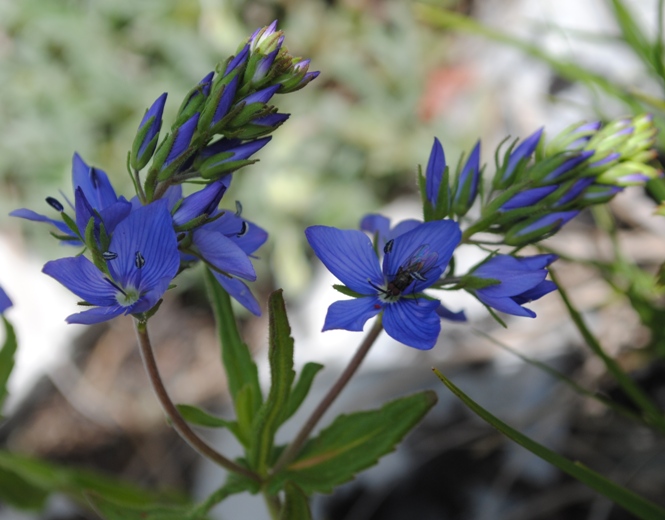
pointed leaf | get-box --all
[433,369,665,520]
[204,268,262,434]
[282,362,324,424]
[280,482,312,520]
[0,466,48,510]
[271,391,437,494]
[187,475,255,519]
[0,317,17,415]
[176,404,242,437]
[249,290,296,473]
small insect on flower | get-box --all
[377,240,439,298]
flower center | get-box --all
[116,285,140,307]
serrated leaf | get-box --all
[282,362,324,424]
[204,268,262,433]
[249,290,296,473]
[271,391,437,494]
[433,369,665,520]
[280,482,312,520]
[0,317,17,415]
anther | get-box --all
[46,197,64,212]
[102,251,118,261]
[135,251,145,269]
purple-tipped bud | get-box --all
[252,113,290,127]
[197,137,272,179]
[425,137,446,207]
[163,113,200,169]
[131,92,167,170]
[499,185,558,212]
[499,128,544,185]
[173,181,228,227]
[453,140,481,216]
[505,210,578,245]
[541,150,594,183]
[250,20,279,53]
[210,75,239,128]
[580,184,624,204]
[225,44,250,77]
[553,178,595,207]
[242,84,281,105]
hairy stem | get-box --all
[271,317,384,475]
[134,319,260,482]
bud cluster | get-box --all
[129,20,319,202]
[421,114,661,246]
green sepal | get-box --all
[280,482,312,520]
[269,391,437,494]
[204,269,262,434]
[432,165,451,220]
[248,290,296,473]
[83,217,108,275]
[48,232,81,243]
[332,284,365,298]
[282,362,324,424]
[198,73,238,133]
[175,81,212,130]
[223,122,280,140]
[227,103,274,130]
[130,115,160,171]
[0,317,17,417]
[174,213,211,232]
[417,165,434,222]
[141,299,165,322]
[503,213,565,246]
[60,211,82,240]
[491,138,518,189]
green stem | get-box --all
[134,319,261,481]
[262,490,282,520]
[270,317,384,475]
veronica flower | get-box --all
[0,286,12,315]
[469,254,557,317]
[11,153,131,245]
[306,220,461,350]
[43,201,179,324]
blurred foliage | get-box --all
[1,0,476,294]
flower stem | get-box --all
[134,319,260,482]
[270,317,384,475]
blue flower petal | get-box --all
[43,256,118,306]
[106,200,179,292]
[477,271,546,298]
[173,182,227,226]
[322,297,382,332]
[360,214,391,249]
[388,219,422,240]
[71,153,118,210]
[383,298,441,350]
[514,254,557,270]
[193,230,256,280]
[436,303,467,322]
[305,226,383,294]
[203,212,268,255]
[66,305,125,325]
[213,274,261,316]
[98,199,132,234]
[512,280,557,305]
[500,186,558,211]
[476,292,536,318]
[0,287,12,314]
[382,220,461,290]
[9,208,76,238]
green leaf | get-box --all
[282,362,324,424]
[187,475,255,519]
[87,494,197,520]
[280,482,312,520]
[0,450,175,508]
[176,404,242,437]
[204,268,262,435]
[271,391,437,494]
[249,289,296,473]
[0,465,48,510]
[433,369,665,520]
[0,317,17,415]
[332,284,364,298]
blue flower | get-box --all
[305,220,461,350]
[0,286,12,315]
[43,201,179,324]
[471,254,557,317]
[11,153,131,245]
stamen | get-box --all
[104,277,126,296]
[135,251,146,269]
[46,197,64,212]
[102,251,118,261]
[384,239,394,254]
[237,221,249,237]
[235,200,243,217]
